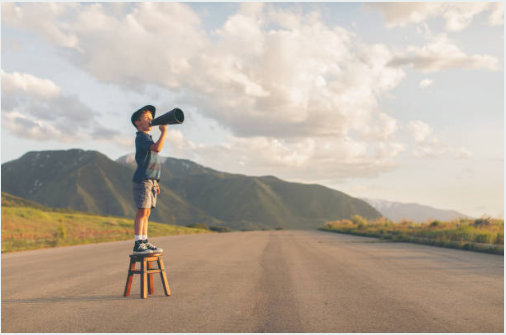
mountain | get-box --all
[361,198,471,222]
[1,149,382,230]
[1,150,218,226]
[118,154,381,230]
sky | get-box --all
[1,2,504,218]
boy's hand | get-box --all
[150,125,167,152]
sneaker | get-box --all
[143,240,163,253]
[133,240,153,254]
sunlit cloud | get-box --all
[407,120,473,159]
[419,78,434,88]
[368,2,503,31]
[390,34,499,73]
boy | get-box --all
[130,105,167,254]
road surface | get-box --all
[2,230,503,332]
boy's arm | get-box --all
[150,125,167,152]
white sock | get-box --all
[135,235,142,241]
[142,235,148,240]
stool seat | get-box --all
[124,253,171,299]
[129,252,162,258]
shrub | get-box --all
[473,217,492,227]
[209,226,231,232]
[495,232,504,244]
[56,224,67,240]
[475,233,493,244]
[351,215,368,226]
[399,219,413,226]
[186,223,209,230]
[430,220,441,227]
[323,222,337,229]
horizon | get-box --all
[1,2,504,218]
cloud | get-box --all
[419,78,434,88]
[163,131,406,182]
[453,147,473,160]
[91,125,132,149]
[2,3,79,48]
[389,34,500,73]
[368,3,502,31]
[2,112,73,142]
[3,3,404,136]
[1,70,61,99]
[2,70,95,126]
[3,3,482,181]
[368,3,442,27]
[1,70,129,146]
[488,2,504,26]
[71,2,206,88]
[408,120,434,143]
[407,120,472,159]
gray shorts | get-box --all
[133,180,159,209]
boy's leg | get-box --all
[142,215,149,237]
[133,180,156,253]
[143,181,163,252]
[135,208,151,236]
[133,180,162,252]
[133,208,152,253]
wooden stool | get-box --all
[124,253,171,299]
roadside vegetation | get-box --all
[1,193,211,253]
[321,215,504,255]
[186,222,232,232]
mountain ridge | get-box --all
[118,153,470,222]
[2,149,381,230]
[361,198,471,222]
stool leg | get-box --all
[157,256,171,296]
[124,258,136,297]
[141,258,148,299]
[148,260,154,295]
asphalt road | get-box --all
[2,230,503,332]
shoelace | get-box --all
[144,242,157,249]
[135,242,149,250]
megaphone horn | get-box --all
[151,108,184,125]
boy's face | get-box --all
[134,111,153,132]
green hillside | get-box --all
[1,192,210,253]
[1,191,46,209]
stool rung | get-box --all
[129,269,162,274]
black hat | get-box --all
[131,105,156,127]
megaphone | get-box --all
[151,108,184,125]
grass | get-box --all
[1,202,211,253]
[320,215,504,255]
